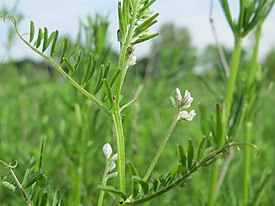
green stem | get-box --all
[208,161,220,206]
[243,122,252,206]
[11,20,110,115]
[238,0,247,35]
[112,110,126,192]
[10,169,32,206]
[115,0,140,103]
[247,24,262,90]
[224,37,243,124]
[143,111,180,181]
[97,159,112,206]
[124,142,242,205]
[112,0,140,192]
[209,38,243,206]
[0,160,32,206]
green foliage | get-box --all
[0,59,275,205]
[262,47,275,79]
[1,1,275,206]
[219,0,274,38]
[1,155,62,206]
[149,23,197,80]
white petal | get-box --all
[178,110,196,121]
[108,161,116,172]
[102,143,112,159]
[178,110,188,120]
[127,54,137,67]
[187,110,196,121]
[111,153,118,161]
[106,172,118,180]
[182,90,194,108]
[175,88,182,102]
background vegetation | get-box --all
[1,2,275,206]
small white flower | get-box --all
[107,172,118,180]
[127,54,137,67]
[178,110,196,121]
[182,90,193,108]
[102,143,112,159]
[108,161,116,172]
[175,88,182,103]
[110,153,118,161]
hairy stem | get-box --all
[224,38,243,125]
[112,110,126,192]
[209,38,243,206]
[97,159,112,206]
[9,18,110,115]
[0,160,32,206]
[247,24,261,90]
[112,0,140,192]
[143,111,180,181]
[124,142,245,205]
[115,1,140,103]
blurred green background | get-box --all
[1,2,275,206]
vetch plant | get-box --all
[0,138,62,206]
[207,1,274,206]
[1,0,270,205]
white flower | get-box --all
[178,110,196,121]
[175,88,194,108]
[111,153,118,161]
[175,88,182,103]
[108,161,116,172]
[107,172,118,180]
[127,54,137,67]
[102,143,112,159]
[182,90,193,108]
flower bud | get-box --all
[102,143,112,159]
[107,172,118,180]
[175,88,182,103]
[108,161,116,172]
[127,54,137,67]
[111,153,118,161]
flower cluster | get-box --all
[175,88,196,121]
[102,143,118,179]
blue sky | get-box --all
[1,0,275,60]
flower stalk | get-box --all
[112,0,140,193]
[143,88,195,181]
[143,111,180,181]
[98,143,118,206]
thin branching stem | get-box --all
[0,160,32,206]
[143,111,180,181]
[124,142,254,205]
[112,110,126,192]
[209,29,243,206]
[112,0,140,192]
[6,16,110,116]
[97,158,112,206]
[224,37,243,124]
